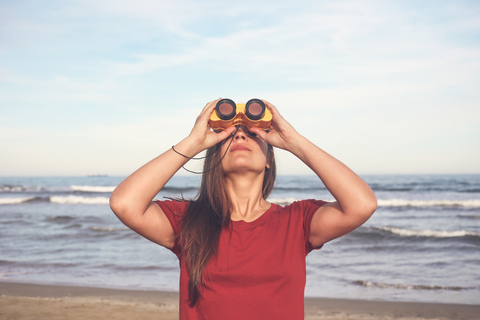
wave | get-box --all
[0,185,43,193]
[458,214,480,219]
[105,264,178,272]
[72,184,478,194]
[0,195,110,205]
[274,186,326,192]
[50,196,110,204]
[0,197,37,204]
[268,197,298,205]
[0,185,27,192]
[47,215,76,223]
[268,198,480,208]
[371,186,480,193]
[377,226,480,238]
[91,226,129,232]
[162,186,198,193]
[352,280,473,291]
[3,194,479,209]
[71,185,116,193]
[377,199,480,208]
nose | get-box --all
[234,126,248,141]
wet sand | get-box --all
[1,281,479,319]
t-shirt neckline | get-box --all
[231,203,278,228]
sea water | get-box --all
[0,174,479,304]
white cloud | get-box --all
[107,53,202,76]
[95,0,480,93]
[82,0,203,38]
[0,0,479,175]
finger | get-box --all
[262,99,287,126]
[193,99,221,130]
[262,99,280,115]
[249,127,268,142]
[262,99,292,130]
[199,98,221,118]
[211,126,236,144]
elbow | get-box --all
[109,192,129,218]
[361,194,377,219]
[109,192,146,230]
[368,198,378,216]
[344,193,377,221]
[109,186,133,217]
[109,193,122,216]
[109,195,136,228]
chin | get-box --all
[223,163,266,175]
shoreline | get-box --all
[1,281,479,319]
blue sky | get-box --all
[1,0,479,176]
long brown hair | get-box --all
[179,139,276,307]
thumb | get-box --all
[215,126,236,141]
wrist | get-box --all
[283,130,306,152]
[285,133,313,159]
[174,136,205,158]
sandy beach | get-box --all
[1,282,478,320]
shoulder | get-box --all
[154,199,190,234]
[282,199,328,213]
[155,198,189,214]
[270,199,328,226]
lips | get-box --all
[230,144,251,152]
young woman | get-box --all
[110,98,377,320]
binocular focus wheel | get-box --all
[215,99,237,121]
[245,99,266,121]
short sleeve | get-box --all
[297,199,328,254]
[154,199,189,256]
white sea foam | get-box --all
[71,185,116,193]
[377,199,480,208]
[0,185,25,192]
[353,280,467,291]
[0,271,28,278]
[0,197,35,205]
[50,196,110,204]
[379,226,479,238]
[270,198,480,208]
[268,197,298,205]
[268,198,335,205]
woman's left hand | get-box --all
[249,100,301,151]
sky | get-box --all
[1,0,479,176]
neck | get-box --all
[225,172,270,222]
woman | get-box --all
[110,98,377,320]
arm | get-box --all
[250,101,377,247]
[110,99,236,249]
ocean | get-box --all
[0,174,479,305]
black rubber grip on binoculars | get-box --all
[216,99,237,120]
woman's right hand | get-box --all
[186,98,237,155]
[110,99,237,250]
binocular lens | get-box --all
[248,103,263,116]
[245,99,266,121]
[216,99,237,120]
[219,102,234,115]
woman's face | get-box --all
[220,126,270,175]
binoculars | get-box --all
[209,98,272,132]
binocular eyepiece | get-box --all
[216,98,266,121]
[210,98,272,132]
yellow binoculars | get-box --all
[209,98,272,132]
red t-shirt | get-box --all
[155,199,327,320]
